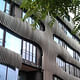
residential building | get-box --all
[0,0,80,80]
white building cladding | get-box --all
[0,0,80,80]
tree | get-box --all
[20,0,80,31]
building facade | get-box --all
[0,0,80,80]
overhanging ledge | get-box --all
[0,46,22,69]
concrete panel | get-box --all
[0,46,22,69]
[14,6,22,18]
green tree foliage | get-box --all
[20,0,80,29]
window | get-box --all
[53,76,63,80]
[64,15,70,22]
[0,24,42,67]
[57,19,80,44]
[53,36,80,62]
[5,2,10,14]
[75,67,78,77]
[54,36,65,48]
[75,53,80,61]
[70,65,74,75]
[0,24,42,66]
[22,12,34,24]
[22,41,36,63]
[66,63,69,74]
[5,32,21,54]
[33,46,36,63]
[22,40,42,66]
[0,28,4,46]
[0,0,10,14]
[67,46,73,57]
[0,64,7,80]
[0,64,19,80]
[30,43,33,62]
[58,40,62,46]
[54,36,58,44]
[58,22,63,29]
[76,68,79,77]
[56,57,80,78]
[7,68,18,80]
[0,0,5,12]
[56,57,65,71]
[66,30,72,38]
[22,12,41,30]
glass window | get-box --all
[36,24,40,30]
[73,51,76,59]
[30,44,32,53]
[27,42,29,52]
[66,63,69,74]
[66,30,72,38]
[0,0,10,14]
[5,32,21,54]
[0,28,4,46]
[76,53,79,61]
[56,57,80,78]
[54,76,62,80]
[54,36,80,63]
[23,41,26,52]
[0,64,7,80]
[76,68,79,77]
[67,46,73,57]
[62,61,65,71]
[59,59,62,67]
[22,41,29,60]
[54,37,58,44]
[63,27,67,34]
[75,67,79,77]
[58,22,63,29]
[22,12,34,24]
[5,2,10,14]
[30,44,32,61]
[79,57,80,62]
[54,77,57,80]
[22,41,37,63]
[56,57,65,71]
[22,51,25,59]
[33,46,36,63]
[26,51,29,60]
[22,41,26,59]
[33,46,36,56]
[0,0,5,12]
[61,60,64,69]
[7,68,19,80]
[26,42,30,60]
[56,57,59,65]
[22,12,41,30]
[70,65,74,75]
[58,40,62,46]
[64,15,70,22]
[75,67,76,76]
